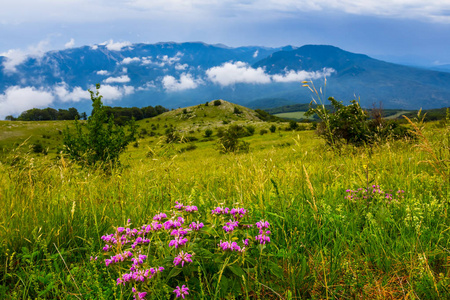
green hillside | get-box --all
[0,99,449,299]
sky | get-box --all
[1,0,450,66]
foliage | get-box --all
[304,80,411,148]
[165,127,180,143]
[288,120,299,131]
[217,125,250,153]
[1,99,450,299]
[213,100,222,106]
[62,84,137,167]
[269,124,276,133]
[17,107,80,121]
[99,203,275,299]
[204,128,213,138]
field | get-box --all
[0,102,449,299]
[274,112,311,120]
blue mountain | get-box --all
[1,42,449,115]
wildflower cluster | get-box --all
[345,185,405,204]
[98,203,272,299]
[255,220,271,244]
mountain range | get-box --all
[1,42,450,117]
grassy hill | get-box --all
[0,99,449,299]
[0,100,277,158]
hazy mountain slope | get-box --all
[1,42,450,116]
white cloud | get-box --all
[206,61,335,86]
[0,86,54,119]
[1,39,49,72]
[175,63,189,70]
[101,39,132,51]
[272,68,335,82]
[162,73,203,92]
[64,38,75,49]
[54,82,90,102]
[96,70,109,75]
[98,84,135,102]
[253,50,259,58]
[157,52,183,66]
[104,75,131,83]
[0,49,28,72]
[91,45,99,50]
[121,57,141,64]
[206,61,271,86]
[137,81,156,91]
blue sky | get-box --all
[1,0,450,66]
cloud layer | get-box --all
[1,1,449,24]
[0,83,136,119]
[162,73,203,92]
[206,61,334,86]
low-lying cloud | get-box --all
[54,82,90,102]
[272,68,335,82]
[206,61,271,86]
[101,40,132,51]
[0,83,137,119]
[0,40,50,72]
[0,86,54,119]
[64,38,75,49]
[205,61,334,86]
[162,73,203,92]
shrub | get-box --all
[178,143,197,153]
[32,141,45,154]
[217,125,250,153]
[204,129,213,138]
[269,124,276,133]
[287,120,299,131]
[213,100,222,106]
[165,127,179,143]
[234,106,242,114]
[259,129,268,135]
[63,84,137,167]
[245,125,255,136]
[303,80,410,148]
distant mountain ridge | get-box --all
[1,42,450,117]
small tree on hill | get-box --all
[63,84,137,167]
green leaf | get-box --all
[227,265,245,278]
[267,261,283,279]
[167,267,183,280]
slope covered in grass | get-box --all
[0,101,449,299]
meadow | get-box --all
[0,102,449,299]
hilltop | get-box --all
[0,100,272,158]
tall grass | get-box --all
[0,124,449,299]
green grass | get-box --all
[274,111,311,120]
[0,106,449,299]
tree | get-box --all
[63,84,137,167]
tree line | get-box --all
[5,105,168,122]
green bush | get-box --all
[269,124,276,133]
[63,84,137,167]
[214,100,222,106]
[306,96,410,147]
[217,125,250,154]
[165,127,179,143]
[204,129,213,138]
